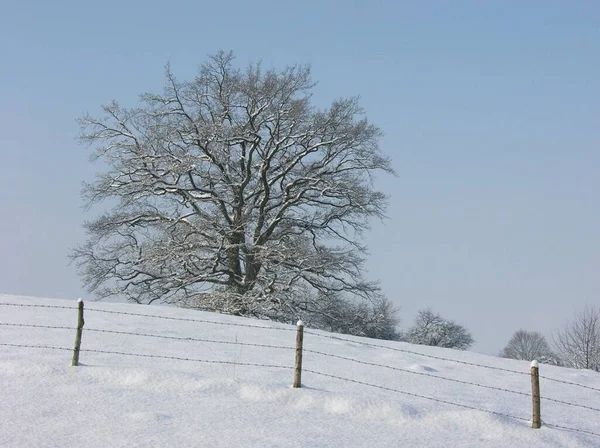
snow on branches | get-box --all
[71,51,394,330]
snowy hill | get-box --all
[1,294,599,447]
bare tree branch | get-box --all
[553,306,600,371]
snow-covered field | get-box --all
[1,295,599,447]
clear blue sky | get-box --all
[1,0,598,354]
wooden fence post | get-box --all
[293,320,304,388]
[71,299,85,367]
[531,360,541,429]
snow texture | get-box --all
[1,294,599,447]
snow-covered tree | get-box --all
[307,295,401,340]
[500,330,559,364]
[553,306,600,371]
[71,51,394,325]
[405,309,474,350]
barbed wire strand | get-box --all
[543,422,600,439]
[0,343,292,370]
[541,396,600,413]
[539,375,600,393]
[0,322,73,330]
[0,343,71,352]
[0,302,73,310]
[85,307,296,331]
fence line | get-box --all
[2,299,600,439]
[305,330,600,393]
[3,341,598,439]
[3,321,597,413]
[305,348,600,413]
[2,301,598,391]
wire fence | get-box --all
[305,329,600,393]
[0,322,296,351]
[0,302,295,332]
[1,300,599,439]
[303,347,600,412]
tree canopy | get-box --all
[72,51,394,326]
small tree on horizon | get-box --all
[500,329,559,364]
[553,306,600,371]
[405,308,474,350]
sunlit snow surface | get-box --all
[1,295,599,447]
